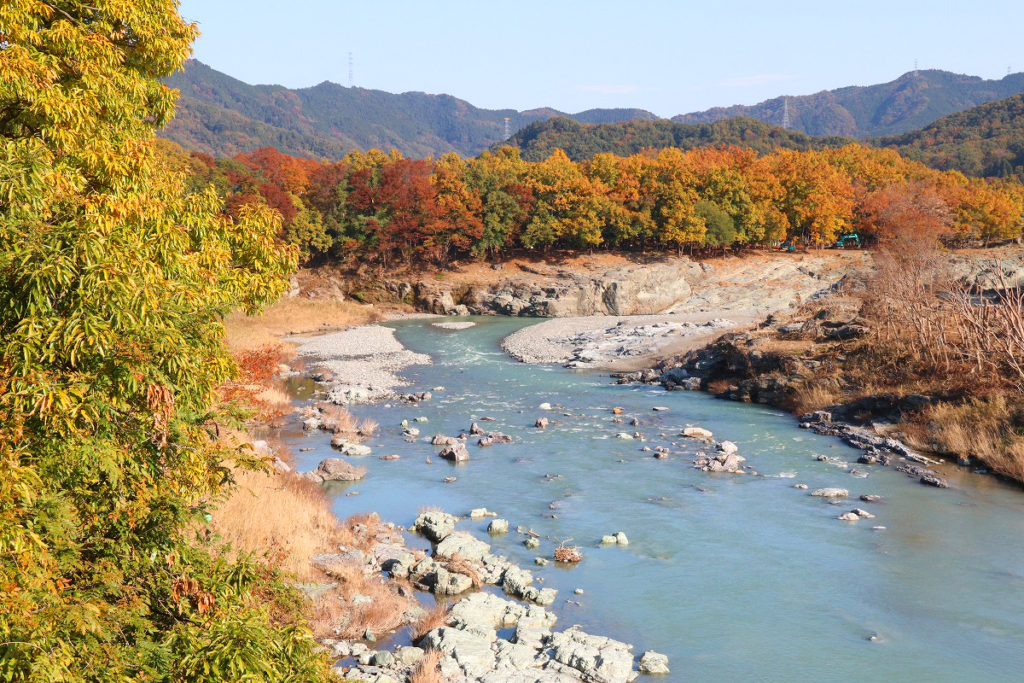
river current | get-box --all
[282,317,1024,683]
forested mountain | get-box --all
[163,62,1024,163]
[672,70,1024,138]
[161,61,658,159]
[503,117,854,162]
[877,94,1024,179]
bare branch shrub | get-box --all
[553,538,583,563]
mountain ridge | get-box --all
[673,69,1024,138]
[161,61,1024,161]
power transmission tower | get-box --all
[348,52,354,87]
[914,58,918,75]
[503,117,511,141]
[782,97,790,130]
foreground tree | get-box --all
[0,2,326,680]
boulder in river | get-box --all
[469,422,485,435]
[921,474,949,488]
[432,435,460,446]
[478,432,513,447]
[439,443,471,462]
[682,427,714,438]
[546,626,637,683]
[314,458,366,482]
[412,510,458,542]
[811,488,849,498]
[718,440,739,455]
[638,650,670,675]
[488,519,509,534]
[535,417,549,429]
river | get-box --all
[282,317,1024,683]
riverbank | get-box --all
[500,311,757,371]
[619,288,1024,487]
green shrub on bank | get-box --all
[0,2,329,680]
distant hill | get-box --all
[672,70,1024,138]
[502,116,854,162]
[161,61,659,159]
[876,94,1024,178]
[162,62,1024,163]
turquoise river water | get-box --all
[281,317,1024,683]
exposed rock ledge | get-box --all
[386,253,870,318]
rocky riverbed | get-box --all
[294,324,432,403]
[277,316,1024,682]
[328,508,666,683]
[291,321,671,682]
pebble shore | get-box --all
[501,312,752,369]
[294,325,431,401]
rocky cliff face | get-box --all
[389,253,870,318]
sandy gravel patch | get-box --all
[502,311,760,371]
[432,321,477,330]
[294,325,431,402]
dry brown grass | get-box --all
[411,602,452,642]
[224,296,380,352]
[309,563,412,639]
[553,542,583,563]
[439,555,482,589]
[409,648,443,683]
[319,405,378,442]
[209,465,339,580]
[357,417,379,438]
[253,385,293,415]
[706,378,731,395]
[791,382,841,415]
[905,395,1024,482]
[320,404,359,433]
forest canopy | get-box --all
[160,139,1024,267]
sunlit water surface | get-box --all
[279,317,1024,683]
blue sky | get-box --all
[178,0,1024,117]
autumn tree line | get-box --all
[158,138,1024,267]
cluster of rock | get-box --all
[400,261,703,318]
[293,325,432,405]
[800,412,949,489]
[397,390,433,403]
[431,424,516,461]
[407,511,556,606]
[677,428,752,475]
[432,321,478,330]
[298,404,374,456]
[338,509,669,683]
